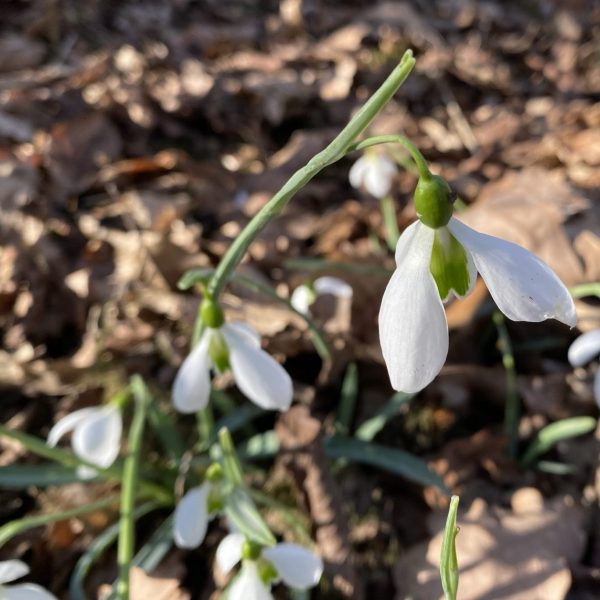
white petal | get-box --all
[226,321,261,348]
[46,408,97,447]
[4,584,58,600]
[223,328,293,411]
[363,155,396,198]
[72,406,122,469]
[290,286,312,315]
[173,483,210,549]
[0,561,29,585]
[313,277,353,299]
[172,332,212,413]
[263,544,323,590]
[568,329,600,367]
[448,217,576,327]
[394,220,421,265]
[228,562,273,600]
[594,369,600,410]
[216,533,245,574]
[76,465,98,480]
[348,156,369,189]
[379,223,449,393]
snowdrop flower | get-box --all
[173,302,293,413]
[290,276,353,315]
[349,152,397,199]
[568,329,600,407]
[217,533,323,600]
[379,174,576,393]
[0,560,57,599]
[173,468,224,549]
[47,404,122,477]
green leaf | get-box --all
[0,464,87,488]
[237,431,279,460]
[570,282,600,299]
[335,363,359,435]
[521,417,597,465]
[223,488,276,547]
[177,268,214,290]
[536,460,577,475]
[218,428,244,486]
[440,495,460,600]
[0,496,119,548]
[284,257,391,277]
[146,399,185,462]
[132,514,174,571]
[325,435,448,492]
[69,502,160,600]
[355,391,414,442]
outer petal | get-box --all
[46,408,97,447]
[0,560,29,585]
[448,217,576,327]
[172,332,212,413]
[394,220,421,265]
[216,533,245,574]
[568,329,600,367]
[263,544,323,590]
[72,406,122,468]
[173,484,210,549]
[226,322,261,348]
[313,277,353,299]
[379,223,449,393]
[363,155,396,198]
[223,327,293,411]
[290,286,312,315]
[228,562,273,600]
[4,584,58,600]
[348,156,369,189]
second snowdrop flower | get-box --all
[173,300,293,413]
[568,328,600,407]
[349,152,397,199]
[379,174,576,394]
[47,404,122,476]
[290,276,353,315]
[217,533,323,600]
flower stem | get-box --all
[440,495,460,600]
[347,134,431,179]
[206,50,416,299]
[379,194,401,250]
[116,376,151,600]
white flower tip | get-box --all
[173,484,210,549]
[72,406,122,469]
[313,276,353,299]
[568,329,600,367]
[0,560,29,585]
[215,533,244,574]
[172,335,212,414]
[290,285,312,314]
[263,544,324,590]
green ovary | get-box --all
[430,228,471,300]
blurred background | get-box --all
[1,1,600,598]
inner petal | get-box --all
[429,227,473,301]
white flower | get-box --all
[173,482,216,549]
[290,276,353,315]
[173,321,293,413]
[217,533,323,599]
[349,153,397,199]
[568,328,600,407]
[47,405,122,477]
[0,560,57,599]
[379,217,576,393]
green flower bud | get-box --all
[206,462,224,482]
[200,298,225,328]
[208,331,230,373]
[241,539,262,561]
[414,175,456,229]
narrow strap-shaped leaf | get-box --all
[440,495,460,600]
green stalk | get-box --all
[347,134,431,179]
[440,495,460,600]
[379,195,401,250]
[493,312,519,459]
[207,50,416,299]
[116,377,151,600]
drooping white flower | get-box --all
[379,217,576,393]
[0,560,57,599]
[173,321,293,413]
[290,276,353,315]
[217,533,323,599]
[173,482,216,549]
[568,328,600,407]
[47,405,122,477]
[349,153,397,199]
